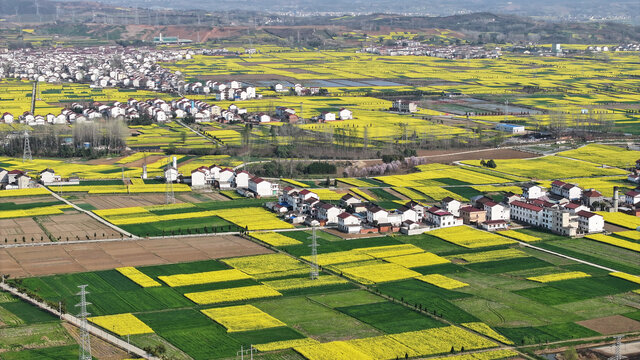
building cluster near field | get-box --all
[359,44,502,59]
[0,46,260,97]
[262,178,640,236]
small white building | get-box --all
[366,205,389,224]
[317,203,342,224]
[576,210,604,234]
[441,197,461,217]
[338,212,361,233]
[338,108,353,120]
[164,167,180,182]
[321,112,336,121]
[39,168,60,184]
[191,167,209,187]
[234,171,250,189]
[249,177,276,197]
[625,190,640,205]
[522,184,546,200]
[495,123,525,134]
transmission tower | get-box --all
[608,335,624,360]
[23,131,32,163]
[76,285,92,360]
[308,226,319,280]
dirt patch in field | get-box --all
[415,148,536,162]
[63,323,129,360]
[0,235,271,278]
[80,194,182,209]
[0,218,48,243]
[125,155,165,168]
[578,315,640,335]
[38,213,122,241]
[83,157,120,166]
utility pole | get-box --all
[76,285,92,360]
[309,226,319,280]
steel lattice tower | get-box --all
[76,285,92,360]
[309,227,319,280]
[608,335,624,360]
[23,131,32,163]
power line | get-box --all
[308,226,319,280]
[76,285,92,360]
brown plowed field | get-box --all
[0,235,271,278]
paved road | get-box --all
[0,282,159,360]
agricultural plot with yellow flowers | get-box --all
[13,224,640,359]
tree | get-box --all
[486,159,497,168]
[563,347,578,360]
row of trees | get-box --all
[0,120,128,158]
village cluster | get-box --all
[267,181,612,236]
[0,46,258,97]
[0,95,359,126]
[359,44,502,59]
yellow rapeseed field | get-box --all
[88,313,154,336]
[527,271,591,283]
[115,267,161,288]
[158,269,252,287]
[416,274,469,290]
[185,285,282,305]
[201,305,285,332]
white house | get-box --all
[234,171,250,188]
[2,112,14,123]
[551,180,583,201]
[576,210,604,234]
[191,167,209,187]
[398,206,419,223]
[317,203,342,224]
[366,205,389,224]
[321,112,336,121]
[522,184,546,200]
[338,212,361,233]
[218,168,235,189]
[249,177,276,197]
[39,168,60,184]
[624,190,640,205]
[510,200,543,226]
[441,197,461,217]
[495,123,525,134]
[395,100,418,113]
[164,166,180,182]
[425,207,462,228]
[338,108,353,120]
[483,201,510,221]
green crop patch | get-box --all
[0,301,58,325]
[536,322,600,340]
[465,257,552,274]
[336,302,444,333]
[228,327,305,346]
[514,286,589,306]
[375,279,478,323]
[0,345,80,360]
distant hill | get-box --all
[52,0,640,23]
